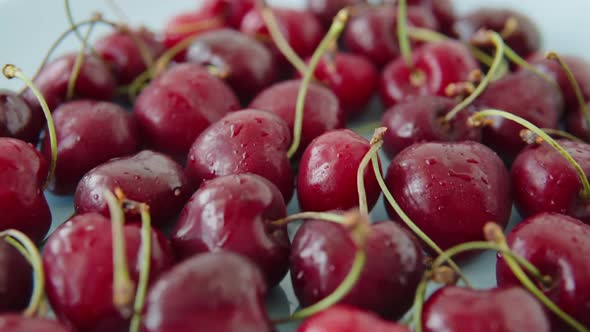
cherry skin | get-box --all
[381,95,481,158]
[95,27,164,85]
[496,212,590,330]
[422,286,550,332]
[385,141,512,251]
[511,140,590,223]
[200,0,255,28]
[408,0,456,34]
[249,79,344,153]
[473,71,563,163]
[0,241,32,313]
[186,109,294,202]
[306,0,363,27]
[0,315,70,332]
[162,10,226,55]
[297,129,381,212]
[143,252,273,332]
[74,150,191,227]
[452,8,541,58]
[0,138,51,243]
[291,220,425,319]
[170,173,290,288]
[43,212,174,332]
[41,100,140,195]
[0,90,42,144]
[22,53,116,117]
[134,63,239,159]
[297,305,411,332]
[379,40,479,108]
[185,29,277,102]
[566,105,590,141]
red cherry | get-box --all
[170,173,289,288]
[297,129,381,212]
[567,106,590,141]
[0,314,70,331]
[162,11,226,58]
[385,141,512,251]
[186,109,294,202]
[134,63,239,159]
[74,150,191,227]
[306,0,363,27]
[422,286,550,332]
[379,40,478,108]
[408,0,456,34]
[40,100,140,195]
[200,0,255,28]
[297,305,411,332]
[143,252,273,332]
[0,90,42,144]
[497,212,590,330]
[0,241,32,313]
[43,212,173,332]
[291,220,425,319]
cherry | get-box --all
[142,252,273,332]
[186,109,294,202]
[200,0,255,28]
[134,63,239,159]
[422,286,550,332]
[40,100,140,195]
[43,212,173,332]
[0,315,70,332]
[497,212,590,330]
[22,53,116,117]
[306,0,363,27]
[452,8,541,58]
[170,173,289,288]
[297,129,381,212]
[185,29,277,102]
[408,0,456,34]
[567,106,590,141]
[384,141,512,251]
[291,220,425,319]
[74,150,190,227]
[381,96,481,158]
[95,27,164,85]
[162,11,226,55]
[249,79,344,153]
[379,40,478,108]
[0,240,32,313]
[0,90,42,144]
[297,305,411,332]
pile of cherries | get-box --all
[1,0,590,331]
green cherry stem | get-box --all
[412,275,429,332]
[469,109,590,200]
[67,20,97,100]
[271,211,347,227]
[287,8,349,158]
[521,128,583,144]
[503,45,555,85]
[130,203,152,332]
[3,65,57,190]
[444,31,505,122]
[397,0,413,68]
[356,127,386,215]
[64,0,84,43]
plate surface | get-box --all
[1,0,589,331]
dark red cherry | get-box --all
[0,241,32,313]
[143,252,273,332]
[452,8,541,58]
[566,106,590,141]
[497,212,590,330]
[379,40,478,108]
[423,286,550,332]
[297,129,381,212]
[74,150,190,227]
[511,140,590,223]
[250,79,344,152]
[43,212,174,332]
[0,138,50,243]
[385,141,512,251]
[170,173,289,288]
[306,0,363,27]
[41,100,140,195]
[297,305,411,332]
[381,96,481,158]
[186,109,294,202]
[95,27,164,85]
[473,71,563,162]
[134,63,239,159]
[291,220,425,319]
[0,315,70,332]
[185,29,277,101]
[22,53,116,116]
[343,6,439,67]
[410,0,456,34]
[162,11,226,55]
[0,90,42,144]
[200,0,255,28]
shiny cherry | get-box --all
[0,315,70,332]
[200,0,255,28]
[297,305,411,332]
[162,10,226,55]
[0,90,41,144]
[0,240,32,313]
[306,0,363,27]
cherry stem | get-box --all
[287,9,349,158]
[356,127,385,215]
[103,189,134,315]
[0,230,45,317]
[521,128,583,144]
[412,275,429,332]
[444,31,505,122]
[3,65,57,190]
[546,51,590,138]
[130,203,152,332]
[397,0,413,69]
[64,0,84,44]
[67,20,97,100]
[271,211,347,227]
[469,109,590,200]
[503,45,555,85]
[500,16,518,39]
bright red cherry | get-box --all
[0,90,42,144]
[143,252,273,332]
[134,63,239,159]
[0,241,32,313]
[170,173,289,288]
[297,305,411,332]
[306,0,363,27]
[200,0,255,28]
[0,315,70,332]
